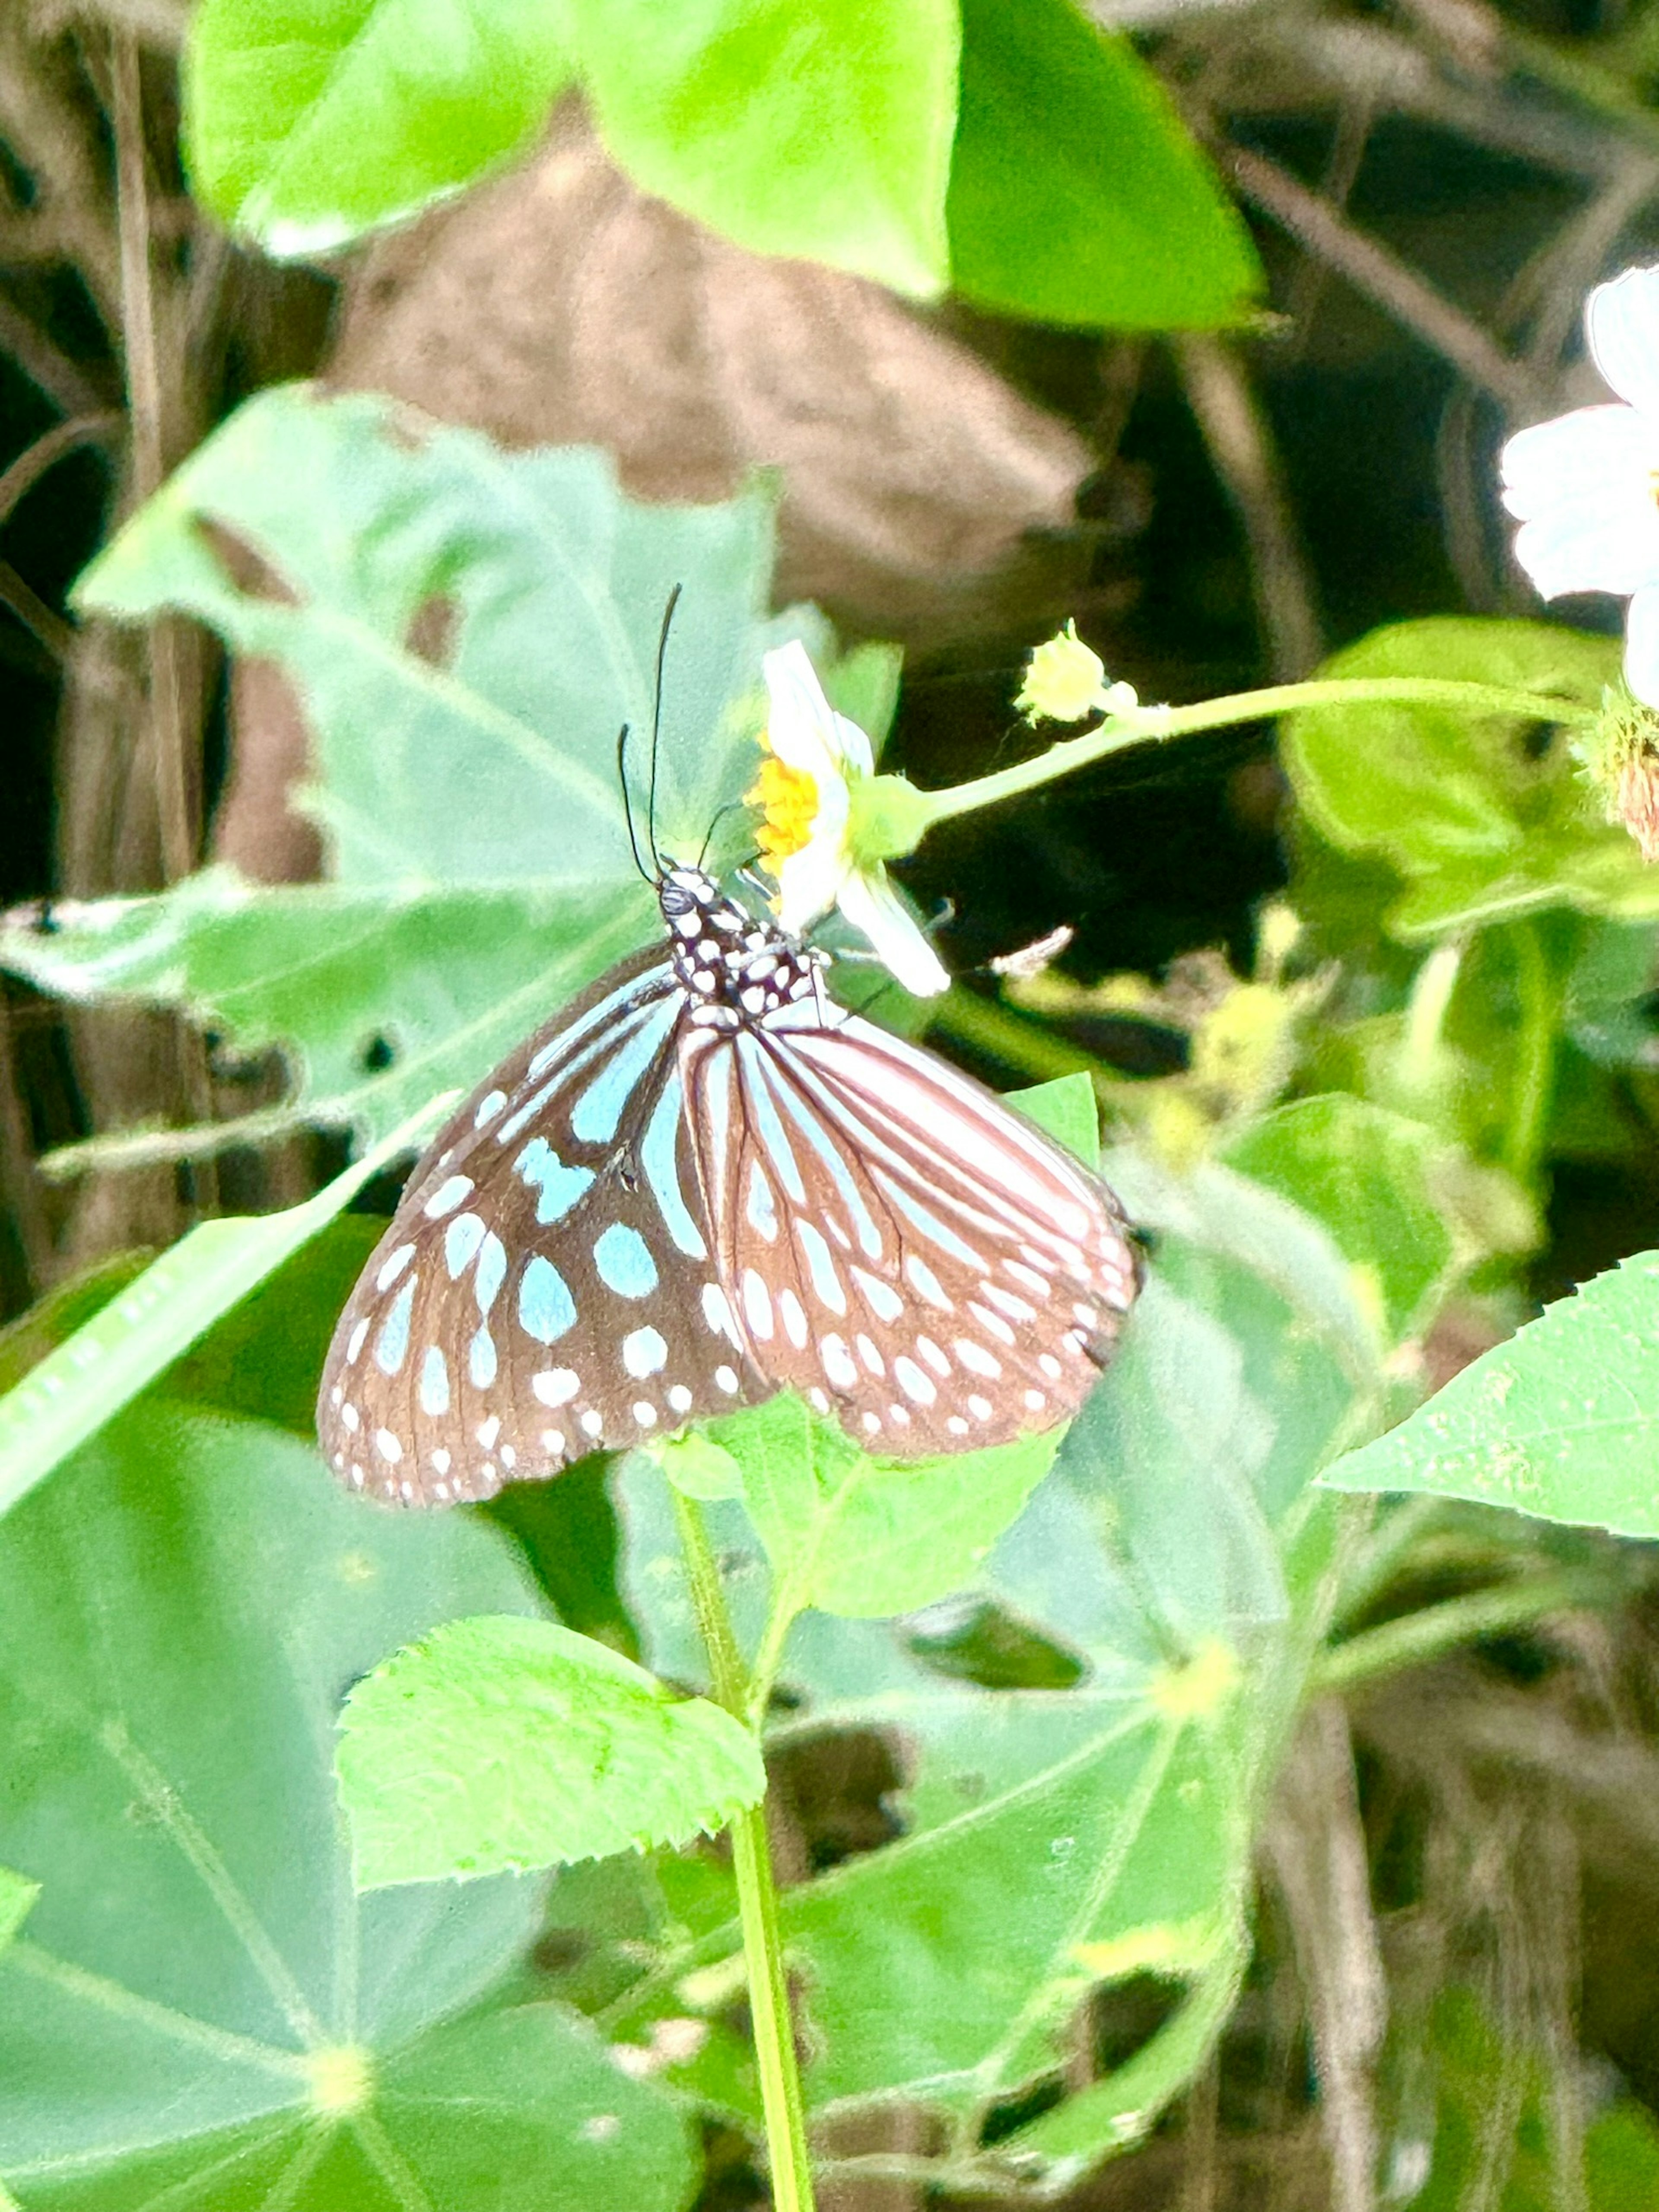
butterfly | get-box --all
[316,859,1142,1506]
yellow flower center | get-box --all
[748,751,820,865]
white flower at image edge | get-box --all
[1501,264,1659,707]
[750,641,950,997]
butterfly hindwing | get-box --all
[317,943,771,1504]
[685,1008,1140,1457]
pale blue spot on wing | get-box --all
[641,1075,707,1259]
[853,1269,904,1323]
[571,998,677,1144]
[420,1347,450,1415]
[594,1223,658,1298]
[759,1050,883,1257]
[734,1036,805,1202]
[424,1174,473,1220]
[445,1212,487,1279]
[623,1325,668,1378]
[374,1279,415,1375]
[469,1325,497,1389]
[474,1089,508,1128]
[475,1232,507,1317]
[872,1168,986,1269]
[746,1161,778,1241]
[519,1255,577,1344]
[527,967,671,1081]
[515,1138,596,1224]
[795,1220,847,1315]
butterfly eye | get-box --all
[318,866,1140,1505]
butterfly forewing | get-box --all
[317,943,770,1504]
[684,1007,1139,1457]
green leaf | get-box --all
[709,1392,1062,1624]
[337,1616,764,1888]
[574,0,960,298]
[7,388,790,1168]
[1221,1095,1459,1344]
[77,388,776,890]
[0,1109,438,1522]
[0,1402,696,2211]
[0,1869,37,1955]
[184,0,575,255]
[0,874,653,1162]
[610,1154,1376,2175]
[1281,618,1653,940]
[1009,1068,1100,1168]
[948,0,1260,328]
[1324,1250,1659,1536]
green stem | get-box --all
[1501,918,1560,1186]
[909,678,1598,835]
[671,1488,816,2212]
[925,983,1110,1086]
[1309,1569,1606,1696]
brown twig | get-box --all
[0,554,74,660]
[0,288,111,418]
[1175,333,1323,680]
[0,410,124,527]
[1222,141,1543,414]
[1263,1698,1386,2212]
[111,29,193,887]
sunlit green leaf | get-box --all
[948,0,1260,328]
[185,0,574,256]
[1324,1249,1659,1535]
[0,1403,696,2210]
[1009,1068,1100,1167]
[1281,619,1649,941]
[338,1616,764,1887]
[575,0,959,298]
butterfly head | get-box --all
[658,863,827,1031]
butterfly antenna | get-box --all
[647,582,683,869]
[616,722,655,885]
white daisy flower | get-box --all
[1500,264,1659,705]
[749,641,950,998]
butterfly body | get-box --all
[318,867,1140,1505]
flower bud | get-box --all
[1015,621,1126,724]
[1577,686,1659,861]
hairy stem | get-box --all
[671,1488,816,2212]
[911,677,1597,834]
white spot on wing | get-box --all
[424,1174,473,1219]
[532,1368,581,1407]
[375,1243,415,1292]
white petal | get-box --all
[1500,405,1653,518]
[1501,407,1659,597]
[1627,585,1659,708]
[774,831,850,934]
[1588,266,1659,415]
[763,641,868,780]
[837,868,951,997]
